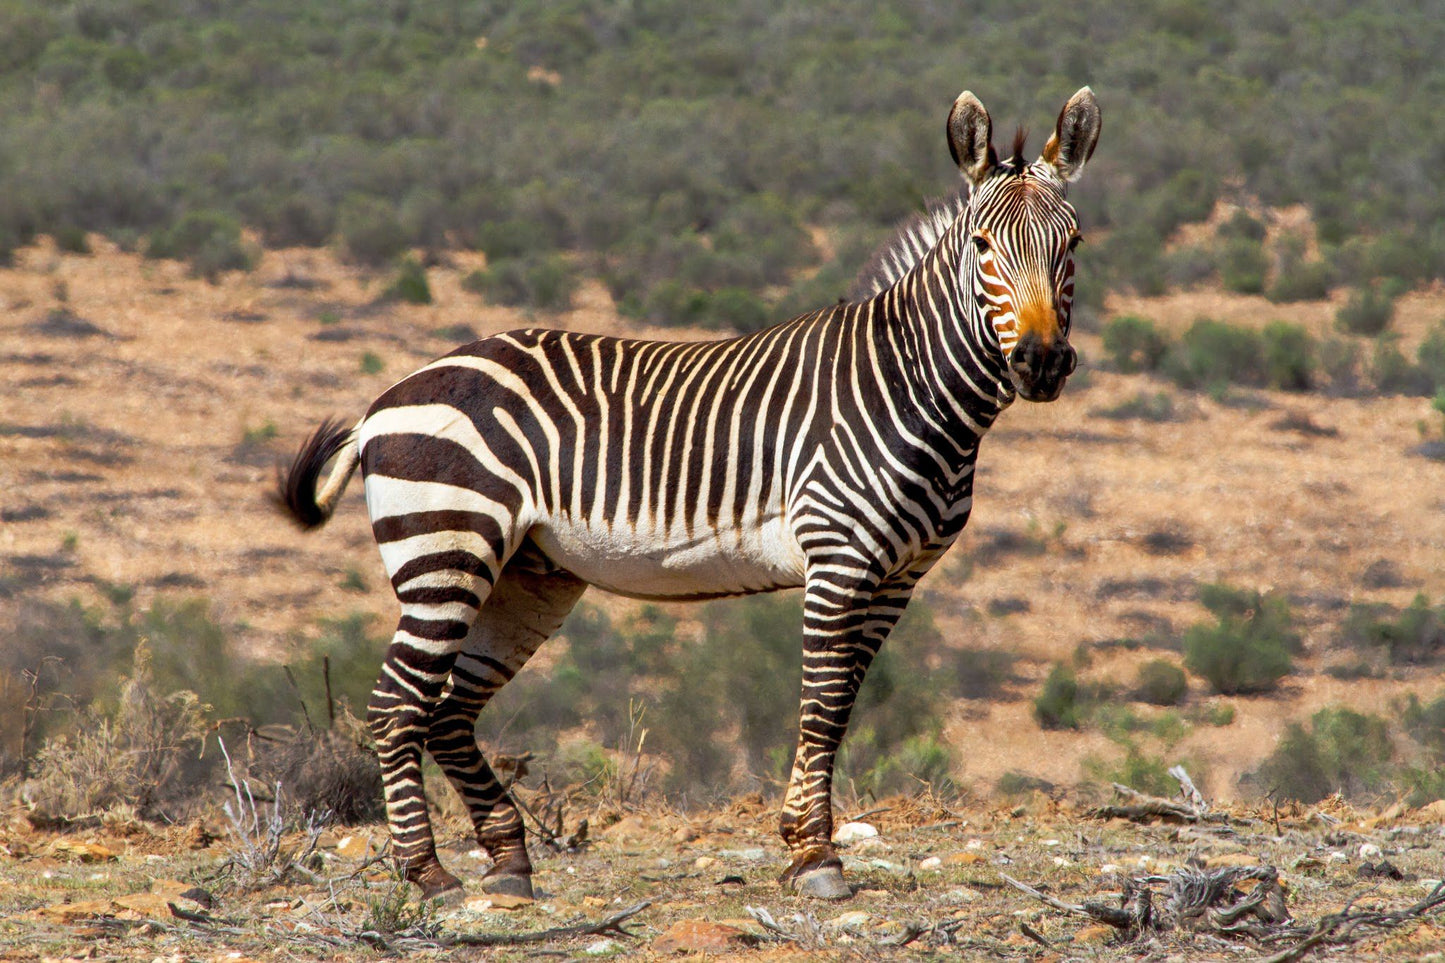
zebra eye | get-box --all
[1067,233,1084,251]
[972,233,991,254]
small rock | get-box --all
[1075,923,1117,946]
[1041,838,1062,847]
[943,851,985,866]
[1358,860,1405,880]
[460,892,534,913]
[335,834,372,859]
[583,938,619,955]
[652,919,758,954]
[824,910,872,932]
[965,839,984,851]
[50,840,118,863]
[834,821,879,844]
[919,856,942,871]
[1359,843,1383,860]
[693,856,717,871]
[1327,851,1349,864]
[1099,863,1121,875]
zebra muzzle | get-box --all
[1009,333,1076,401]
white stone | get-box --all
[834,821,879,843]
[1041,838,1062,847]
[1099,863,1121,874]
[1359,843,1382,860]
[1328,851,1349,863]
[583,938,619,955]
[919,856,943,871]
[965,839,984,851]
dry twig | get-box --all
[439,899,654,947]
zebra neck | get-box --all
[873,233,1013,441]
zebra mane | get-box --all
[848,128,1031,301]
[848,190,967,300]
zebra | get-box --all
[278,86,1100,902]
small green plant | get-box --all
[1183,583,1299,695]
[1340,594,1445,665]
[361,874,441,936]
[383,257,432,305]
[1267,241,1332,303]
[1261,321,1315,391]
[1095,391,1177,422]
[1101,315,1168,373]
[1248,706,1394,803]
[1086,745,1177,798]
[1163,319,1266,391]
[339,568,368,593]
[465,254,577,312]
[1370,333,1433,395]
[146,210,257,281]
[1134,659,1188,706]
[60,530,79,552]
[1034,663,1084,730]
[317,310,342,326]
[1218,236,1267,295]
[360,352,385,375]
[241,420,278,446]
[1336,283,1396,336]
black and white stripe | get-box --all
[279,86,1100,901]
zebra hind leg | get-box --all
[424,567,587,899]
[368,593,480,901]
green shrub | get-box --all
[383,256,431,305]
[1095,391,1177,422]
[1371,333,1434,395]
[1163,318,1265,390]
[1336,284,1396,336]
[1218,236,1267,295]
[1318,338,1362,394]
[337,195,409,267]
[1134,659,1188,706]
[1267,255,1332,303]
[1417,321,1445,393]
[1183,584,1299,695]
[1101,315,1168,373]
[1086,745,1177,798]
[1034,663,1083,730]
[465,254,576,312]
[1261,321,1315,391]
[1340,595,1445,665]
[1248,706,1394,803]
[146,210,257,281]
[1218,209,1267,242]
[54,225,90,254]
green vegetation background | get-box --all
[3,0,1443,319]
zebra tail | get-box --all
[275,417,360,530]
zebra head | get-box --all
[949,87,1101,402]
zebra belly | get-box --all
[528,516,806,600]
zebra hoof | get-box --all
[413,865,465,903]
[481,871,535,900]
[791,865,852,901]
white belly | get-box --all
[529,514,807,599]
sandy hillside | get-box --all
[3,239,1445,801]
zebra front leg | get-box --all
[424,568,587,899]
[778,574,894,899]
[779,574,915,899]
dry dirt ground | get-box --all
[4,240,1445,958]
[4,792,1445,961]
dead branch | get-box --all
[439,899,654,946]
[1090,783,1206,823]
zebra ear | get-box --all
[948,91,995,186]
[1042,86,1101,183]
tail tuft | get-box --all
[275,418,354,529]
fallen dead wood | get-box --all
[1090,782,1211,823]
[439,899,654,947]
[1005,865,1445,961]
